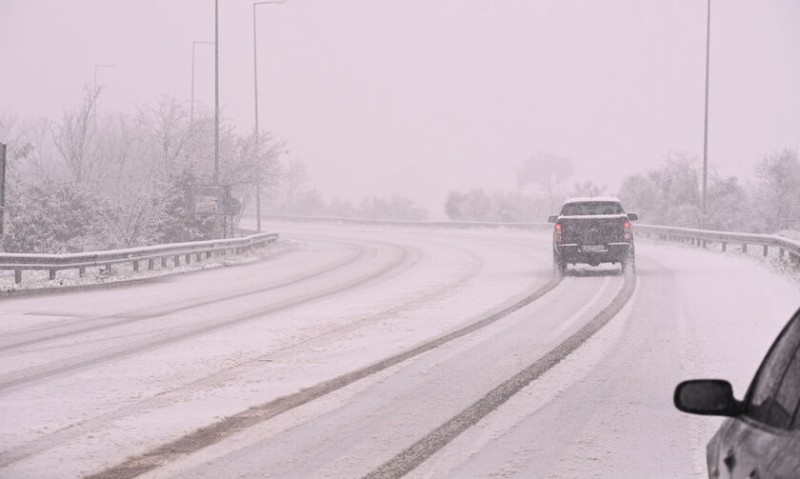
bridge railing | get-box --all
[0,232,279,284]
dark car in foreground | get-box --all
[547,197,638,275]
[675,307,800,479]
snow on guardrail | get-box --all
[0,232,279,285]
[634,224,800,263]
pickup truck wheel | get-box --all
[621,254,636,275]
[553,254,567,276]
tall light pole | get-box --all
[253,0,286,232]
[92,64,115,129]
[701,0,711,227]
[214,0,220,187]
[191,41,215,126]
[0,142,6,237]
[93,64,116,89]
[214,0,224,237]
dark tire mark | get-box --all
[0,241,414,393]
[0,241,362,352]
[85,275,564,479]
[363,271,636,479]
[0,240,484,469]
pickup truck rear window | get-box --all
[561,202,623,216]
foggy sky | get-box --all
[1,0,798,213]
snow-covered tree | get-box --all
[753,148,800,232]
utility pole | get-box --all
[701,0,711,228]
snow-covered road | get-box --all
[0,223,797,478]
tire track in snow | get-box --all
[0,240,485,469]
[0,240,361,352]
[362,270,636,479]
[0,239,415,393]
[85,273,564,479]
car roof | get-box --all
[562,196,622,205]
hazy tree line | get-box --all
[0,86,281,253]
[0,87,430,253]
[619,149,800,232]
[2,90,797,254]
[445,150,800,234]
[260,158,429,221]
[444,153,608,223]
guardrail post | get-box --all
[722,242,727,252]
[742,244,748,253]
[148,259,155,270]
[79,266,86,277]
[196,252,202,262]
[703,240,708,248]
[763,245,769,257]
[185,254,191,265]
[14,269,21,284]
[161,257,168,268]
[105,264,113,275]
[779,248,785,258]
[206,251,212,259]
[133,260,139,272]
[49,269,56,281]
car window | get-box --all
[561,202,622,216]
[747,316,800,429]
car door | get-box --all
[708,311,800,479]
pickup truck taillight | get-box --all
[623,221,632,241]
[554,222,563,244]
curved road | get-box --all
[0,222,797,478]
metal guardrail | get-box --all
[264,214,800,266]
[634,224,800,263]
[0,232,279,284]
[5,216,797,287]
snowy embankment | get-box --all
[0,222,797,478]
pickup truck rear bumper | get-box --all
[555,242,632,264]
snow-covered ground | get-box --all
[0,222,797,478]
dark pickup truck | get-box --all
[547,197,638,275]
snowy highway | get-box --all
[0,223,798,478]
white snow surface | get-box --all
[0,222,797,478]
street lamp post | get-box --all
[701,0,711,227]
[191,41,215,126]
[252,0,285,233]
[93,64,116,89]
[92,64,115,129]
[214,0,220,187]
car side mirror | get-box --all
[547,214,559,223]
[627,213,639,221]
[674,379,743,417]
